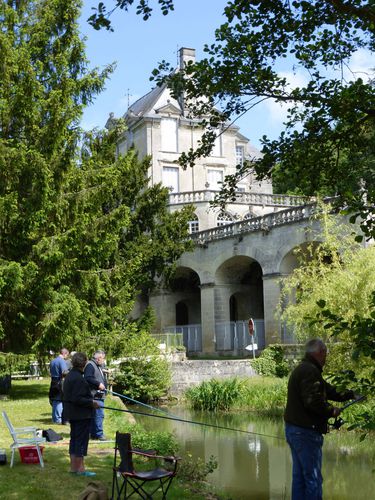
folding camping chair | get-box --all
[1,411,46,467]
[111,432,180,499]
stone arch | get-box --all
[279,241,321,275]
[215,256,264,322]
[168,266,201,325]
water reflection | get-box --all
[133,406,374,499]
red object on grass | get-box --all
[18,446,44,464]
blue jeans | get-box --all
[52,400,63,424]
[285,423,324,500]
[90,399,105,438]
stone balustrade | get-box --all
[191,203,315,243]
[169,190,312,207]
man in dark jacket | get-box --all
[284,338,359,500]
[84,350,107,441]
[63,352,99,476]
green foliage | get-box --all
[0,0,193,355]
[114,357,171,402]
[251,345,290,378]
[279,206,375,342]
[88,0,174,30]
[177,453,218,483]
[313,293,375,436]
[113,331,171,402]
[241,377,287,416]
[185,377,245,412]
[187,376,287,415]
[0,352,38,376]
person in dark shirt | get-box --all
[84,350,107,441]
[284,338,359,500]
[62,352,99,476]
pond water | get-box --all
[133,406,375,500]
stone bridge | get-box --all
[150,203,323,356]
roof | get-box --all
[125,84,166,118]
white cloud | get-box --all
[344,48,375,82]
[264,70,309,125]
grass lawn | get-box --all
[0,379,215,499]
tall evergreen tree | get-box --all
[0,0,193,354]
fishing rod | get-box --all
[330,395,366,430]
[102,404,284,440]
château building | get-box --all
[109,48,315,356]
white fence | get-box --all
[215,320,265,352]
[163,320,265,354]
[162,324,202,352]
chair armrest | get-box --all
[13,427,38,433]
[16,437,46,444]
[133,453,180,462]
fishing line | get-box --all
[104,391,365,440]
[106,389,177,417]
[102,404,285,440]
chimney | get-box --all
[179,47,196,70]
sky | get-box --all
[80,0,374,150]
[79,0,279,149]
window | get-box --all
[244,211,254,220]
[217,212,233,226]
[207,169,223,191]
[161,118,177,152]
[162,167,179,192]
[210,131,222,157]
[188,214,199,234]
[236,145,244,166]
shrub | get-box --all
[251,345,289,378]
[0,352,39,376]
[113,356,171,403]
[177,453,218,482]
[186,377,245,412]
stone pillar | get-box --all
[149,290,174,332]
[213,285,230,323]
[262,273,282,345]
[200,282,216,354]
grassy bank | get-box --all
[0,380,218,499]
[186,376,287,415]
